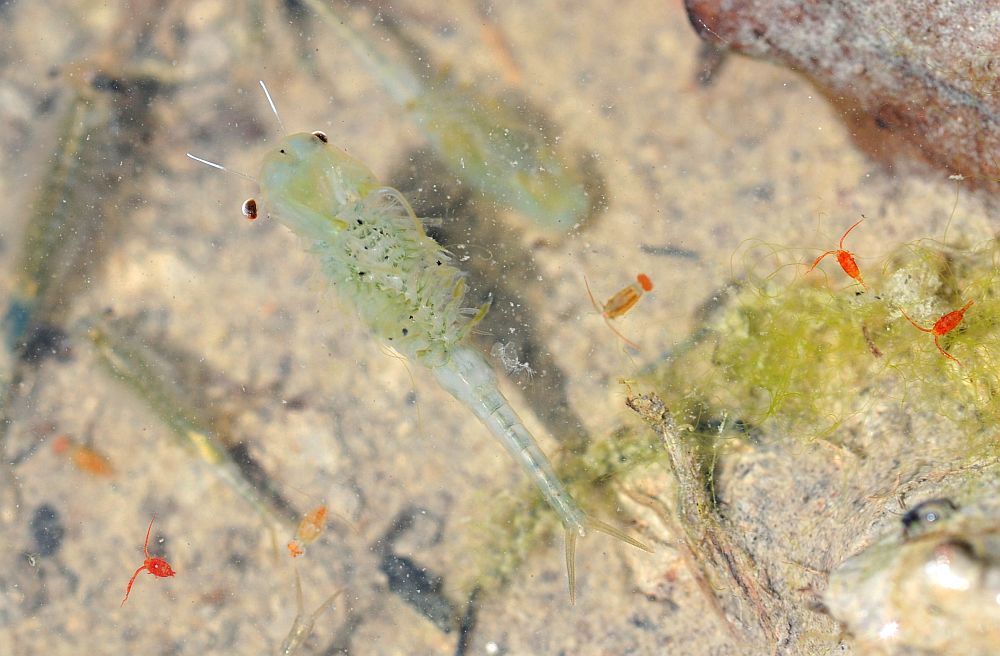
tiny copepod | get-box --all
[807,217,867,290]
[188,83,650,603]
[585,273,654,349]
[899,299,974,365]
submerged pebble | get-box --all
[825,494,1000,655]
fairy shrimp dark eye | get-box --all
[312,131,329,143]
[242,198,259,221]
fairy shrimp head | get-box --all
[257,131,381,241]
[121,514,175,606]
[900,299,974,365]
[807,218,867,290]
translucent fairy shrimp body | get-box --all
[259,132,486,366]
[404,86,591,231]
[298,0,591,232]
[252,130,648,601]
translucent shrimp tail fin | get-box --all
[432,346,651,603]
[565,528,579,605]
[564,516,652,604]
[585,516,653,553]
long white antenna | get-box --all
[259,80,286,134]
[185,153,257,183]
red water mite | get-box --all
[121,514,176,606]
[585,273,654,349]
[807,218,867,290]
[900,299,974,365]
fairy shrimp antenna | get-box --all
[899,299,974,365]
[258,80,286,134]
[185,153,257,184]
[585,273,654,349]
[186,81,288,221]
[807,218,867,290]
[191,84,651,603]
[121,514,175,606]
[185,153,261,222]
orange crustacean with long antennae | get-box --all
[807,218,867,290]
[899,299,974,365]
[585,273,654,349]
[121,514,176,606]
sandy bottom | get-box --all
[0,1,996,654]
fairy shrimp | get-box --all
[298,0,590,232]
[121,514,175,606]
[585,273,653,349]
[899,299,974,365]
[807,218,867,290]
[188,82,650,603]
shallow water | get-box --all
[0,1,996,655]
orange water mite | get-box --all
[900,299,974,365]
[585,273,654,349]
[287,540,305,558]
[121,515,176,606]
[807,218,867,290]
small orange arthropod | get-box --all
[900,299,974,364]
[287,505,328,558]
[585,273,654,349]
[52,435,114,477]
[807,218,867,290]
[121,515,176,606]
[297,506,328,543]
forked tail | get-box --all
[431,345,651,602]
[565,517,653,604]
